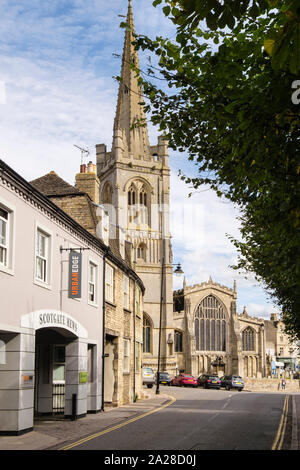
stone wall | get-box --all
[244,378,300,392]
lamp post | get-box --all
[156,260,184,395]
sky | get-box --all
[0,0,280,319]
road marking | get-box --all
[272,395,289,450]
[59,396,176,450]
[291,396,298,450]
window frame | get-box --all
[34,223,52,289]
[123,274,130,310]
[105,263,114,304]
[88,259,98,306]
[123,338,130,374]
[0,198,15,275]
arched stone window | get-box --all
[127,181,150,226]
[128,184,137,206]
[242,327,255,351]
[194,295,227,351]
[102,182,113,205]
[143,315,152,353]
[174,330,183,352]
[137,242,146,261]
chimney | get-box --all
[75,160,100,203]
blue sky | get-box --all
[0,0,280,318]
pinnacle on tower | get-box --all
[113,0,150,159]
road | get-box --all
[62,387,292,451]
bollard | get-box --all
[71,393,77,421]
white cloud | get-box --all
[0,0,277,321]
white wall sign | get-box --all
[21,310,88,338]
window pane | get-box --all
[0,218,7,246]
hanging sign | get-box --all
[68,251,82,299]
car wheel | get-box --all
[238,388,242,392]
[226,385,230,391]
[147,384,153,388]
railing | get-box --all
[52,383,65,414]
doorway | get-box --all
[34,328,75,418]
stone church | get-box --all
[92,1,298,380]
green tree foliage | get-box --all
[130,0,300,339]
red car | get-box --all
[171,373,198,388]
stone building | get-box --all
[95,0,176,376]
[0,159,106,434]
[30,163,145,407]
[173,278,300,378]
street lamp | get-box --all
[156,260,184,395]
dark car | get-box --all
[221,375,244,391]
[157,371,172,385]
[197,374,221,389]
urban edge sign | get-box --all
[68,250,82,299]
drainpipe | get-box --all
[101,254,106,411]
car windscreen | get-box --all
[209,376,220,380]
[232,376,243,380]
[143,368,153,373]
[183,375,194,379]
[159,373,169,378]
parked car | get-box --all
[221,375,244,391]
[197,374,222,389]
[171,373,198,388]
[157,371,172,386]
[142,367,155,388]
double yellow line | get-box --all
[272,394,289,450]
[59,395,176,451]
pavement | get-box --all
[0,388,299,451]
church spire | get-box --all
[113,0,150,159]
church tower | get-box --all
[96,0,175,374]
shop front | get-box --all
[0,310,100,435]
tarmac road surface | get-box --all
[59,387,294,451]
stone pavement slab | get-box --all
[0,391,169,451]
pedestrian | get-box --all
[281,379,286,390]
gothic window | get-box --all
[143,315,152,353]
[102,182,113,204]
[195,319,199,350]
[194,295,227,351]
[128,184,136,206]
[137,243,146,261]
[242,327,255,351]
[175,330,183,352]
[127,181,150,226]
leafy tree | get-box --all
[128,0,300,338]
